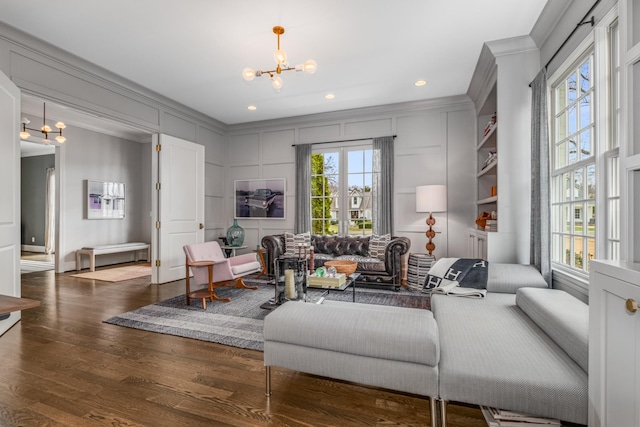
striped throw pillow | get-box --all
[369,234,390,260]
[284,232,311,256]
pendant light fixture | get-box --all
[20,103,67,144]
[242,26,317,91]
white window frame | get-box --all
[549,9,619,282]
[311,140,374,236]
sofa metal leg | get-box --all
[440,399,448,427]
[430,397,437,427]
[265,366,272,397]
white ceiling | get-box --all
[2,0,548,127]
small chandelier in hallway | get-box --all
[20,103,67,144]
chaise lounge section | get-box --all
[263,263,589,426]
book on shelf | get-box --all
[483,113,497,136]
[482,150,497,170]
[480,406,561,426]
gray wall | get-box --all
[21,154,54,247]
[58,125,149,270]
[0,22,228,272]
[226,97,476,259]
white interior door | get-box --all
[151,134,204,284]
[0,71,22,335]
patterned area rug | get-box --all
[104,280,430,351]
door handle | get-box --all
[626,298,638,313]
[199,223,204,229]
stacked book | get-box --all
[481,407,560,426]
[485,219,498,232]
[406,253,436,291]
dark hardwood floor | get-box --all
[1,266,488,426]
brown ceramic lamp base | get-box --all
[425,212,436,257]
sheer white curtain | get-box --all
[44,167,55,254]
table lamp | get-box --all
[416,185,447,257]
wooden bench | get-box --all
[76,243,150,272]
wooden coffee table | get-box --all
[308,272,360,303]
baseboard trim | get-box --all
[21,244,46,253]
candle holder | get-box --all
[274,257,307,304]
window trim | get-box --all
[311,140,374,236]
[548,9,620,282]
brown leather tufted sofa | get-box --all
[261,234,410,291]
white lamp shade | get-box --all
[416,185,447,213]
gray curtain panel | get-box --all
[372,136,394,235]
[530,69,551,285]
[295,144,312,233]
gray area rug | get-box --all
[104,280,430,351]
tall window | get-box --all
[311,143,375,235]
[551,52,595,273]
[550,17,619,276]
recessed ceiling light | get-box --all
[247,105,257,111]
[414,80,427,87]
[325,93,335,99]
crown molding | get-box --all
[0,21,226,133]
[226,95,474,135]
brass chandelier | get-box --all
[20,103,67,144]
[242,26,317,91]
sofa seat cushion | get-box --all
[264,300,439,367]
[516,288,588,372]
[432,293,587,425]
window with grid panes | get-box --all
[550,18,620,276]
[551,52,596,273]
[311,143,375,236]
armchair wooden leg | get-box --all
[210,291,231,303]
[185,258,191,306]
[233,277,259,290]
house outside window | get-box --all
[549,15,619,277]
[311,142,374,235]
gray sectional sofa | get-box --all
[263,263,589,427]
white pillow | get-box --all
[284,232,311,256]
[369,234,390,260]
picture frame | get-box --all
[234,178,285,219]
[86,180,125,219]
